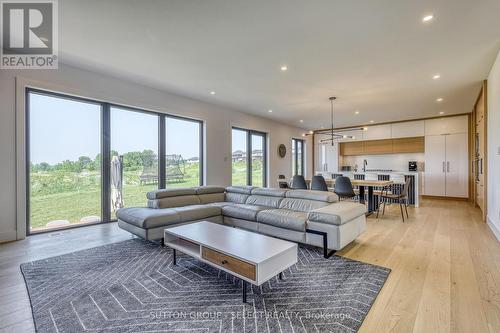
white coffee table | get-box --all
[164,221,298,302]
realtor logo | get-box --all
[1,0,58,69]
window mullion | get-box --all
[101,103,111,223]
[159,115,166,189]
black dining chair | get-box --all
[333,176,356,200]
[311,175,328,191]
[291,175,308,190]
[278,174,289,189]
[376,178,411,222]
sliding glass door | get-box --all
[110,107,159,218]
[165,117,203,188]
[251,134,265,187]
[231,128,267,187]
[292,138,305,176]
[26,89,204,234]
[231,129,248,186]
[28,91,102,232]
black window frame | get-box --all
[25,88,204,235]
[292,138,305,176]
[231,127,268,187]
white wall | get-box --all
[487,50,500,241]
[0,64,311,242]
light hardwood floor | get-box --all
[0,198,499,332]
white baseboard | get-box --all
[0,230,17,243]
[487,215,500,242]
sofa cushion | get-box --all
[245,195,282,208]
[172,205,221,222]
[222,204,268,221]
[147,188,197,200]
[198,192,225,204]
[308,202,366,226]
[225,186,255,195]
[194,186,226,195]
[257,209,307,232]
[208,201,236,208]
[279,198,330,213]
[225,192,249,204]
[148,195,200,209]
[251,187,288,197]
[116,207,181,228]
[285,190,338,203]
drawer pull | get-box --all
[221,260,228,265]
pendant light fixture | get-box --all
[303,97,368,141]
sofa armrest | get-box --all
[307,202,366,226]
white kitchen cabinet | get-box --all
[362,124,391,140]
[424,135,446,196]
[391,120,424,138]
[444,133,469,197]
[424,115,468,136]
[336,130,364,142]
[424,133,468,198]
[315,141,339,172]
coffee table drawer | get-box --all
[202,246,256,280]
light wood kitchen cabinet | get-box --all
[339,137,424,155]
[339,141,364,156]
[424,133,468,198]
[363,139,393,154]
[393,137,425,153]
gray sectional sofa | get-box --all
[117,185,366,257]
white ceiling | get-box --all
[59,0,500,129]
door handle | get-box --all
[447,161,450,172]
[442,162,446,173]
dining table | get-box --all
[298,178,394,215]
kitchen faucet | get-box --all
[363,159,368,172]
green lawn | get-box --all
[29,160,262,230]
[29,163,201,230]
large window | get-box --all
[292,138,305,176]
[26,89,203,233]
[232,128,267,186]
[110,107,159,219]
[28,92,102,232]
[165,117,203,188]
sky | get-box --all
[231,128,264,153]
[29,93,202,164]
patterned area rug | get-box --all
[21,239,390,332]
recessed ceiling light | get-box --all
[301,133,306,137]
[369,120,375,123]
[209,91,215,95]
[436,97,443,102]
[422,14,434,22]
[299,119,304,123]
[433,74,441,80]
[439,111,445,115]
[280,65,288,71]
[355,111,360,115]
[268,109,273,113]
